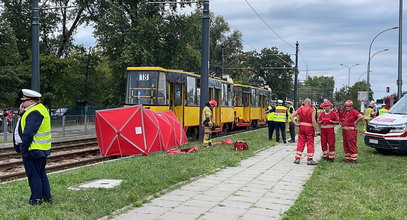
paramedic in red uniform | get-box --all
[290,98,318,165]
[341,100,363,163]
[318,100,339,162]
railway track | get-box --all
[0,138,119,183]
[0,127,265,183]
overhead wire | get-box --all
[243,0,294,50]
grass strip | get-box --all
[283,126,407,220]
[0,128,275,220]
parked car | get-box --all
[52,108,70,119]
[365,95,407,153]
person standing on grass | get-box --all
[285,101,296,143]
[341,100,363,163]
[317,100,339,162]
[265,100,276,141]
[291,98,318,165]
[202,100,217,147]
[13,89,53,205]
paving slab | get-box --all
[113,138,322,220]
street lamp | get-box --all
[340,63,359,88]
[366,27,398,97]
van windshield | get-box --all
[389,95,407,114]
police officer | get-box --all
[265,100,276,141]
[13,89,53,205]
[202,100,217,147]
[274,100,288,143]
[285,101,296,143]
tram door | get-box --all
[260,95,266,121]
[169,82,184,125]
[243,91,251,122]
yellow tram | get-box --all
[125,67,272,136]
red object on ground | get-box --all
[166,146,198,154]
[211,138,233,146]
[95,106,188,156]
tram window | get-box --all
[174,84,182,106]
[128,71,158,105]
[253,90,260,107]
[243,93,250,107]
[228,85,233,107]
[157,72,167,105]
[235,87,243,106]
[187,76,197,106]
[222,84,228,106]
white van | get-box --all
[364,95,407,153]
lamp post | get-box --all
[366,27,398,98]
[363,49,389,82]
[340,63,359,88]
[31,0,40,92]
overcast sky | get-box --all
[74,0,405,100]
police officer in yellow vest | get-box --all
[274,100,288,143]
[285,101,296,143]
[266,100,277,141]
[13,89,52,205]
[363,104,375,131]
[202,100,217,147]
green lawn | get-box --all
[283,127,407,220]
[0,128,275,220]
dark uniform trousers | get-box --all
[267,121,275,140]
[23,156,51,205]
[275,122,286,142]
[289,121,296,141]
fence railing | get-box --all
[0,115,96,142]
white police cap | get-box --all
[277,100,283,104]
[21,89,42,100]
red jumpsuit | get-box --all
[318,111,339,160]
[341,109,360,162]
[295,106,315,160]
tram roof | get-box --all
[127,67,233,84]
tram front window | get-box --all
[126,71,167,105]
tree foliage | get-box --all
[299,75,335,104]
[0,18,24,107]
[334,80,373,111]
[245,47,294,99]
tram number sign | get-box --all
[139,73,149,81]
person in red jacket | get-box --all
[290,98,318,165]
[341,100,363,163]
[318,100,339,162]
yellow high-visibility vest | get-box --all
[379,108,388,115]
[21,103,52,151]
[201,106,213,127]
[364,108,374,119]
[274,106,287,122]
[266,106,275,121]
[287,106,297,122]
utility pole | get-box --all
[31,0,40,92]
[221,45,225,78]
[294,41,299,109]
[199,0,210,144]
[398,0,403,98]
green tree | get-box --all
[299,76,335,104]
[245,47,294,99]
[0,18,23,107]
[334,80,373,111]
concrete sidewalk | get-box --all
[114,141,322,220]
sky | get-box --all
[73,0,405,100]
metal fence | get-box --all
[0,115,96,142]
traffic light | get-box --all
[386,87,390,93]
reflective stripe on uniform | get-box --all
[342,126,355,130]
[299,122,313,126]
[320,125,334,128]
[274,106,287,122]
